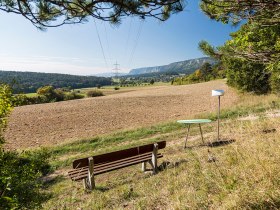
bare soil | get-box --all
[4,80,238,150]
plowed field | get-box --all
[4,80,238,150]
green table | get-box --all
[177,119,212,148]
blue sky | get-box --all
[0,1,238,75]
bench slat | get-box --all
[69,153,163,181]
[95,153,163,175]
[73,141,166,168]
[69,152,158,176]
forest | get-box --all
[0,71,112,93]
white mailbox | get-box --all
[212,89,225,97]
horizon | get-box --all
[0,56,211,76]
[0,1,237,76]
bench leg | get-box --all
[84,157,95,191]
[142,162,147,172]
[151,143,158,174]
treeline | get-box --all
[119,71,182,86]
[172,62,225,85]
[0,71,112,93]
[14,86,106,106]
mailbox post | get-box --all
[212,90,225,141]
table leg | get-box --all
[199,123,205,144]
[184,124,191,149]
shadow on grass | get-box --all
[86,186,110,193]
[158,159,188,171]
[42,174,66,189]
[246,199,280,209]
[184,139,235,149]
[207,139,236,147]
[262,128,276,134]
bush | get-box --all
[114,87,120,90]
[269,72,280,94]
[86,90,104,97]
[0,84,51,209]
[64,92,84,100]
[225,59,270,94]
[0,149,51,209]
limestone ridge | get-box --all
[129,57,216,75]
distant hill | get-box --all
[129,57,216,75]
[0,71,112,93]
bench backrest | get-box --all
[73,141,166,168]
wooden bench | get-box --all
[68,141,166,190]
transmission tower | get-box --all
[113,61,120,78]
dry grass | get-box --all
[41,92,280,209]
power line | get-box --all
[93,19,109,70]
[103,22,112,64]
[127,20,144,69]
[123,18,133,62]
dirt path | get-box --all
[4,80,238,150]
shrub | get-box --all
[114,87,120,90]
[269,72,280,94]
[225,59,271,94]
[0,149,51,209]
[64,92,84,100]
[0,84,51,209]
[12,94,29,106]
[86,90,104,97]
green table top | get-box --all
[177,119,212,124]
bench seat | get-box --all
[69,152,163,181]
[68,141,166,190]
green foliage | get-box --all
[0,84,13,144]
[64,91,84,100]
[198,41,220,59]
[0,84,51,209]
[223,23,280,66]
[200,62,213,81]
[225,58,270,94]
[200,0,279,27]
[34,86,85,104]
[199,1,280,94]
[150,79,155,85]
[86,90,104,97]
[0,0,184,29]
[269,72,280,94]
[199,26,279,94]
[114,87,120,90]
[37,85,59,101]
[172,62,223,85]
[0,149,51,209]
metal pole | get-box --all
[217,96,220,141]
[184,124,191,149]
